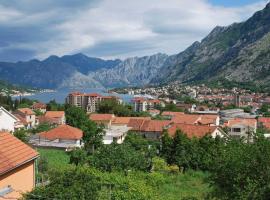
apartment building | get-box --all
[66,92,121,113]
[132,97,164,112]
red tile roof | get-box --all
[225,118,257,128]
[141,120,171,132]
[45,111,65,119]
[162,111,184,117]
[132,97,147,102]
[128,118,148,131]
[90,114,114,121]
[168,124,218,138]
[197,115,218,125]
[17,108,34,115]
[85,93,102,97]
[112,117,131,125]
[31,102,47,109]
[258,117,270,130]
[13,114,28,125]
[112,117,151,125]
[39,125,83,140]
[0,132,38,175]
[171,114,200,124]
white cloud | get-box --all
[0,0,268,61]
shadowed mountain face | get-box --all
[0,53,168,89]
[0,3,270,89]
[151,2,270,86]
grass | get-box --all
[158,171,211,200]
[36,148,210,199]
[37,148,70,169]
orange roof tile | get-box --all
[31,102,47,109]
[171,114,200,124]
[128,118,148,131]
[141,120,172,132]
[132,97,147,102]
[45,111,65,118]
[0,132,38,175]
[13,114,27,125]
[17,108,34,115]
[226,118,257,128]
[90,114,114,121]
[197,115,218,125]
[162,111,184,117]
[168,124,217,138]
[112,117,131,125]
[39,124,83,140]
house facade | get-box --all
[44,111,66,125]
[0,107,23,132]
[29,124,83,149]
[13,108,37,129]
[0,132,39,199]
[225,118,257,141]
[31,102,47,113]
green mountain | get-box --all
[151,3,270,89]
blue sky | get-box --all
[0,0,268,62]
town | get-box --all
[1,85,270,199]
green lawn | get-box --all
[158,171,211,200]
[36,148,210,199]
[37,148,70,169]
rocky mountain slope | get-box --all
[0,53,168,89]
[0,3,270,89]
[151,3,270,86]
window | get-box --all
[232,128,241,132]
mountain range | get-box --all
[0,3,270,90]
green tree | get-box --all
[90,143,152,172]
[210,137,270,200]
[69,148,88,166]
[65,106,104,153]
[13,129,28,143]
[23,167,101,200]
[32,122,54,134]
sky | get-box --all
[0,0,269,62]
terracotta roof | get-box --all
[168,124,218,138]
[69,92,83,96]
[13,114,27,125]
[0,132,38,175]
[171,114,200,124]
[39,124,83,140]
[258,117,270,123]
[112,117,131,125]
[162,111,184,117]
[31,102,47,109]
[90,114,114,121]
[226,118,257,128]
[45,111,65,118]
[128,118,148,131]
[85,93,102,97]
[38,115,60,125]
[17,108,34,115]
[141,120,172,132]
[132,97,147,102]
[197,115,218,125]
[112,117,151,125]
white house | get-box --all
[103,126,131,144]
[29,124,83,149]
[0,107,24,132]
[225,118,257,142]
